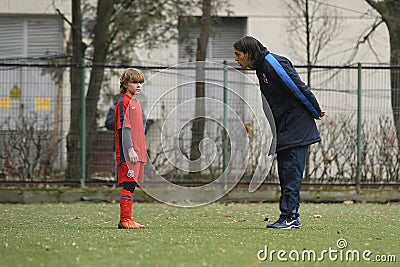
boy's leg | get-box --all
[118,182,145,229]
[127,162,144,223]
[119,182,136,222]
[117,162,144,229]
[130,163,145,227]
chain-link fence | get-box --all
[0,59,399,186]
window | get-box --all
[175,17,248,165]
[0,15,63,126]
[0,16,62,58]
[178,17,246,63]
[0,16,63,58]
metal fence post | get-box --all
[223,61,228,189]
[81,56,86,188]
[356,63,362,193]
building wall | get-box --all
[0,0,70,15]
[138,0,389,66]
[0,0,390,66]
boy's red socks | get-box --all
[120,188,132,222]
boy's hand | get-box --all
[128,147,139,163]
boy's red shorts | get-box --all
[117,161,145,184]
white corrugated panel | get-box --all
[0,17,24,58]
[0,16,62,58]
[27,17,62,56]
[0,15,62,130]
[210,17,246,61]
[178,17,247,63]
[176,17,248,121]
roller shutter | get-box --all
[178,17,246,63]
[0,16,62,58]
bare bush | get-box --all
[0,114,56,181]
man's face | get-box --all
[234,48,252,69]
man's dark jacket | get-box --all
[254,48,322,153]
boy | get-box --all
[114,68,147,229]
[233,36,325,229]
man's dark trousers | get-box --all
[277,145,308,219]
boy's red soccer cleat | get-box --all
[118,219,136,229]
[118,219,145,229]
[132,220,145,229]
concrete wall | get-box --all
[1,186,399,204]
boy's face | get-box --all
[126,82,143,96]
[234,48,252,69]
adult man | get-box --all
[233,36,325,229]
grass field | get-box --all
[0,202,399,267]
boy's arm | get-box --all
[122,127,138,162]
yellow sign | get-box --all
[0,98,12,109]
[35,98,51,110]
[10,84,21,99]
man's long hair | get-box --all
[233,36,265,63]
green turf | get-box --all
[0,202,399,267]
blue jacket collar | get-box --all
[253,48,269,69]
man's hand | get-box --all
[128,147,139,163]
[318,110,326,120]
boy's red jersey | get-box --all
[114,94,147,166]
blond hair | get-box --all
[119,68,145,94]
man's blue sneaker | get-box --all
[267,216,301,229]
[296,217,302,227]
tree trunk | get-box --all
[365,0,400,159]
[190,0,212,174]
[66,0,83,180]
[85,0,114,177]
[386,3,400,152]
[304,0,311,181]
[39,67,64,177]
